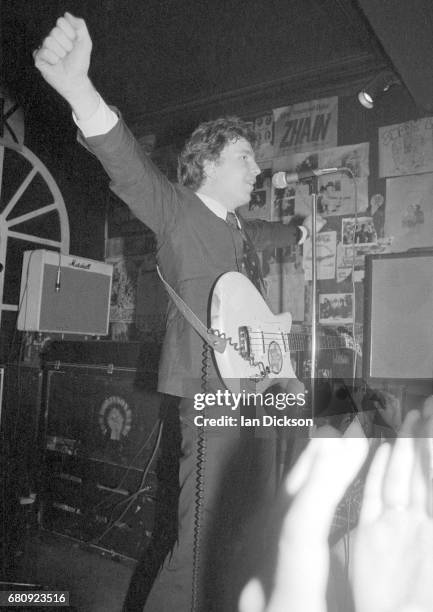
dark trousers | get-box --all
[143,397,277,612]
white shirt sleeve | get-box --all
[72,95,118,137]
[297,225,309,244]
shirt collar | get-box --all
[195,192,241,228]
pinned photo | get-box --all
[342,216,377,246]
[319,292,354,325]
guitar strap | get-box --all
[156,266,227,353]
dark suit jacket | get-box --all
[84,118,299,397]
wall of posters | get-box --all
[106,90,433,343]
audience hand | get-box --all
[239,422,368,612]
[353,410,433,612]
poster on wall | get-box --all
[273,96,338,157]
[253,112,274,163]
[336,239,393,283]
[272,143,369,217]
[302,231,337,281]
[385,173,433,251]
[108,257,141,324]
[379,117,433,177]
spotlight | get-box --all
[358,70,401,109]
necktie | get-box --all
[226,212,264,295]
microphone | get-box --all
[55,266,61,292]
[272,167,344,188]
[55,253,61,292]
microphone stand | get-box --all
[309,176,319,431]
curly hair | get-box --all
[177,116,257,191]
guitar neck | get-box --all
[287,332,359,353]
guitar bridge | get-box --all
[238,326,251,359]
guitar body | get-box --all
[211,272,300,394]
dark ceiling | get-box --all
[2,0,433,135]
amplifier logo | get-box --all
[69,259,92,270]
[98,396,132,441]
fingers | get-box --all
[34,13,90,65]
[410,414,433,513]
[286,437,368,533]
[359,442,391,523]
[238,579,266,612]
[42,34,68,60]
[360,411,433,524]
[51,25,74,53]
[56,15,77,40]
[382,436,414,510]
[64,12,90,43]
[410,437,431,513]
[34,46,61,66]
[422,395,433,419]
[285,439,320,496]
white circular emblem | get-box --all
[98,396,132,441]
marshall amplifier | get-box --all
[17,250,113,336]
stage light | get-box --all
[358,70,401,109]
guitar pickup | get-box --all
[238,326,251,359]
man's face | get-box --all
[204,137,261,210]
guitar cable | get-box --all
[190,340,209,612]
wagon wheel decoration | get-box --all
[0,137,70,326]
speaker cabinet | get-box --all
[364,250,433,383]
[40,364,163,560]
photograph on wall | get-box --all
[238,168,272,220]
[302,230,337,281]
[319,292,353,325]
[273,96,338,157]
[379,116,433,177]
[253,112,274,163]
[341,216,377,246]
[385,173,433,251]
